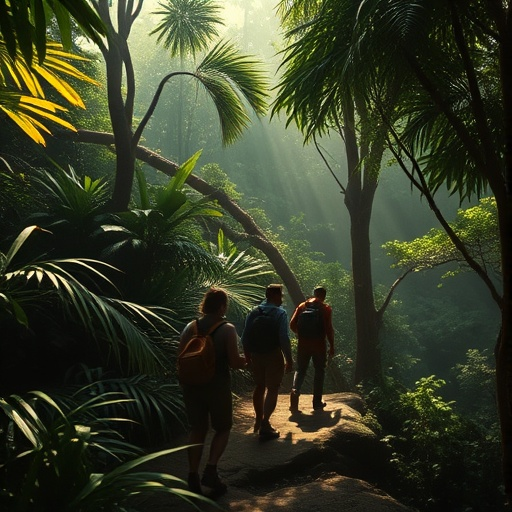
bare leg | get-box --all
[207,429,231,465]
[188,426,207,473]
[202,429,231,495]
[262,384,279,423]
[252,384,265,430]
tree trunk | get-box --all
[343,100,381,385]
[95,0,141,211]
[56,129,305,306]
[349,196,381,384]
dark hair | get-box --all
[265,283,283,300]
[200,287,228,315]
[313,286,327,299]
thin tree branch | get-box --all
[376,268,413,322]
[381,112,503,307]
[132,71,194,146]
[313,134,346,193]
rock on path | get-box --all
[134,393,417,512]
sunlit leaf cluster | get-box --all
[0,0,105,66]
[0,40,99,145]
[383,197,499,278]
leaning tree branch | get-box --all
[380,116,503,308]
[376,268,414,324]
[56,129,306,306]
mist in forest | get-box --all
[0,3,507,510]
[123,0,500,386]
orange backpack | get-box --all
[177,320,226,385]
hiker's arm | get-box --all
[278,311,293,371]
[324,307,335,356]
[289,305,301,334]
[178,321,195,352]
[240,313,253,362]
[226,324,247,369]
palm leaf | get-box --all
[204,229,272,317]
[196,40,269,145]
[168,150,202,192]
[3,225,47,268]
[2,236,170,375]
[31,166,110,222]
[71,447,218,512]
[0,388,204,511]
[62,371,187,445]
[150,0,224,59]
[0,396,42,448]
[0,0,106,65]
[0,39,99,144]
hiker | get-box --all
[289,286,335,412]
[241,283,293,440]
[178,287,246,497]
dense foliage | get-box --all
[0,0,506,510]
[366,376,503,512]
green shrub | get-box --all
[366,376,504,512]
[0,390,210,511]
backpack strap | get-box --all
[195,319,227,334]
[182,320,227,354]
[208,320,227,336]
[193,319,227,340]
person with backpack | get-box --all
[178,287,246,497]
[289,286,335,412]
[241,283,293,440]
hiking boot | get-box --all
[201,465,227,497]
[187,472,202,494]
[259,422,280,439]
[313,401,327,411]
[289,389,300,413]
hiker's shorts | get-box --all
[183,378,233,432]
[250,347,285,388]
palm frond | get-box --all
[1,40,99,100]
[150,0,224,59]
[0,39,99,144]
[196,40,269,145]
[1,229,170,375]
[273,1,356,140]
[31,166,110,224]
[59,369,187,444]
[0,388,206,512]
[0,91,77,145]
[203,229,272,317]
[0,0,106,65]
